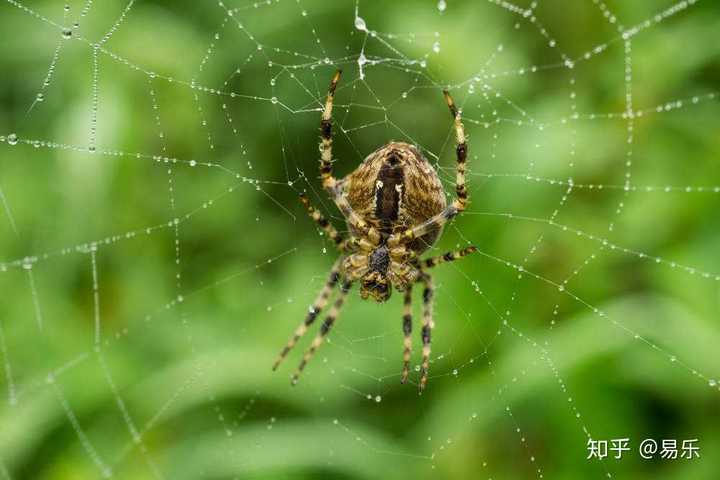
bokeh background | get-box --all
[1,0,719,479]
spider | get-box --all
[272,70,477,393]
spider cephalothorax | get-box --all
[358,245,392,302]
[272,70,477,393]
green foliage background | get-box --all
[0,0,719,479]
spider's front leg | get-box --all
[385,246,422,385]
[292,279,353,385]
[418,273,434,393]
[272,257,343,371]
[401,285,413,384]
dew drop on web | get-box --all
[354,16,367,31]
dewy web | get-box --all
[0,0,718,478]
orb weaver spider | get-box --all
[273,70,477,393]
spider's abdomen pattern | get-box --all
[375,157,404,234]
[344,142,447,254]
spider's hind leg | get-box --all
[317,70,382,245]
[388,89,468,248]
[319,70,342,191]
[443,89,469,211]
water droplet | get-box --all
[7,133,18,145]
[437,0,447,12]
[62,28,72,39]
[189,160,197,167]
[374,395,382,403]
[270,96,278,104]
[35,93,45,102]
[354,16,367,31]
[709,379,717,387]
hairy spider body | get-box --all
[273,70,477,392]
[344,141,447,252]
[342,142,447,301]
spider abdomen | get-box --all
[344,141,447,254]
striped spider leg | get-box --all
[387,89,468,249]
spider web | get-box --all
[0,0,719,478]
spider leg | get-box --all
[333,192,382,245]
[423,246,478,269]
[418,273,434,394]
[388,89,467,248]
[291,279,353,385]
[272,258,343,371]
[318,70,382,245]
[299,192,354,252]
[444,89,469,211]
[400,285,413,384]
[319,70,342,191]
